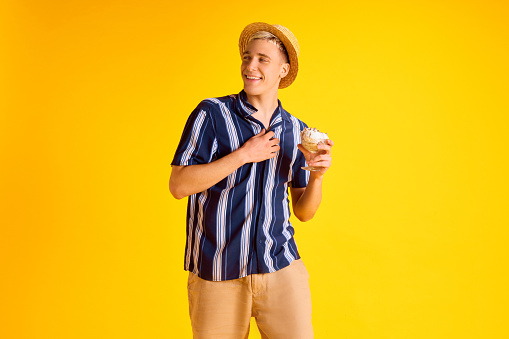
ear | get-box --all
[280,62,290,78]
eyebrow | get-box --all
[243,51,272,59]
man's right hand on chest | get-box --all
[237,129,280,164]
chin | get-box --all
[243,85,264,96]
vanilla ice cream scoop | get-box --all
[300,127,329,152]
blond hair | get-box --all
[247,31,289,63]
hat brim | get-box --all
[239,22,299,89]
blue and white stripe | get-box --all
[181,110,207,165]
[261,127,282,272]
[208,98,241,281]
[172,90,309,281]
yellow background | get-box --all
[1,0,508,338]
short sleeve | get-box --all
[171,101,217,166]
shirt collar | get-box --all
[237,90,291,123]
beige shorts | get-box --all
[187,259,313,339]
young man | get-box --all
[169,22,333,338]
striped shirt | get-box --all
[171,90,309,281]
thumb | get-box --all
[257,128,266,136]
[297,144,309,154]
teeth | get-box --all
[246,76,261,80]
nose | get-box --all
[247,58,258,71]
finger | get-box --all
[270,138,280,145]
[317,142,332,150]
[308,162,331,169]
[316,145,331,152]
[317,146,332,156]
[309,154,331,163]
[268,146,279,156]
[309,158,331,168]
[312,154,332,163]
[313,157,331,165]
[265,130,275,138]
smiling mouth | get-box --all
[245,75,262,80]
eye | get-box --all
[260,58,269,62]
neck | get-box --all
[245,90,279,117]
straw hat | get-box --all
[238,22,300,89]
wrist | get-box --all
[232,147,249,166]
[309,172,324,183]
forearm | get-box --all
[292,175,323,222]
[170,129,280,199]
[169,149,247,199]
[292,138,334,221]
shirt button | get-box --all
[258,240,263,244]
